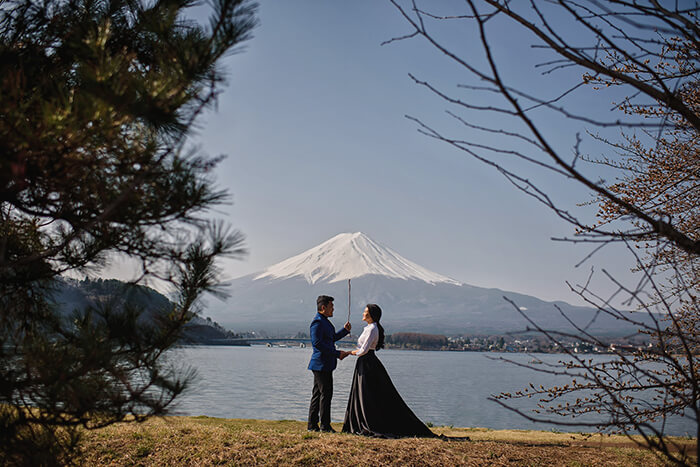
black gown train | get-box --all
[341,350,436,438]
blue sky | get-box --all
[159,1,641,305]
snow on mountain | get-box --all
[254,232,462,286]
[211,232,649,336]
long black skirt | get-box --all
[341,350,436,438]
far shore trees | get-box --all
[386,332,449,349]
[388,1,698,464]
[0,0,256,464]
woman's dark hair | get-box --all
[366,304,385,350]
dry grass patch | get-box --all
[439,426,696,455]
[77,416,696,466]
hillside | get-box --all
[51,278,241,344]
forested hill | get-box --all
[51,278,239,344]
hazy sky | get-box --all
[145,1,642,305]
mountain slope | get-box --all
[255,232,461,285]
[212,233,646,336]
[51,278,238,343]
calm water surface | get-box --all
[170,346,695,436]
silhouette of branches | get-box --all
[388,1,698,464]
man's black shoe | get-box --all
[307,425,320,432]
[320,426,336,433]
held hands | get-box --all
[338,322,352,360]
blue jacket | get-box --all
[307,313,349,371]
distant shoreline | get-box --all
[220,330,650,354]
[182,341,647,355]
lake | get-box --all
[170,345,695,436]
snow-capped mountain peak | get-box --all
[254,232,462,285]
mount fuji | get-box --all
[255,232,461,286]
[211,232,639,336]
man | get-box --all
[307,295,351,432]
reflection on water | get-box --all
[169,346,694,436]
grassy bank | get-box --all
[78,416,696,466]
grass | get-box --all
[76,416,697,466]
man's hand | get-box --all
[339,350,350,360]
[344,321,352,331]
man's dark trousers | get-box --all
[307,311,349,430]
[308,370,333,430]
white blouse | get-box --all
[355,323,379,357]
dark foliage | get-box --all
[0,0,256,464]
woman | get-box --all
[341,304,436,438]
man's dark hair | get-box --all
[317,295,334,311]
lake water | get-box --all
[170,345,695,436]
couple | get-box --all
[307,295,435,438]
